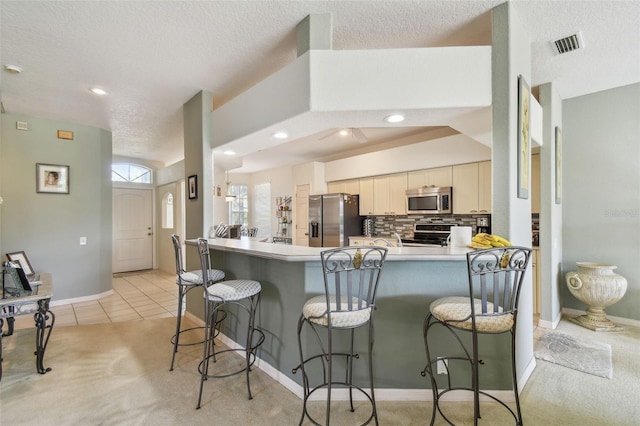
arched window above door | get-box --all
[112,163,153,184]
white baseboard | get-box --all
[537,311,563,329]
[562,308,640,328]
[50,289,114,307]
[518,356,536,394]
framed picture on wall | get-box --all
[36,163,69,194]
[517,75,531,200]
[555,126,563,204]
[188,174,197,200]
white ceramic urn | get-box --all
[565,262,627,331]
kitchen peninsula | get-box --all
[186,238,523,397]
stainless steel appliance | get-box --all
[309,193,362,247]
[401,223,456,247]
[476,216,491,234]
[406,186,452,214]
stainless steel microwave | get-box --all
[406,186,452,214]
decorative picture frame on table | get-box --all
[36,163,69,194]
[555,126,563,204]
[6,251,35,276]
[517,75,531,200]
[188,174,198,200]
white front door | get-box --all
[295,184,310,246]
[113,188,153,273]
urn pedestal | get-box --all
[565,262,627,332]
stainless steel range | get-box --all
[401,223,456,247]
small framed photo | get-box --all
[36,163,69,194]
[517,75,531,200]
[188,174,198,200]
[6,251,35,275]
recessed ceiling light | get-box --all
[384,114,405,123]
[339,129,350,136]
[4,64,22,74]
[223,150,236,155]
[90,88,108,95]
[272,131,288,139]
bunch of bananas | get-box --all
[471,233,511,248]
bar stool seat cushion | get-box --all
[205,279,261,303]
[303,295,372,328]
[430,296,513,333]
[178,269,225,286]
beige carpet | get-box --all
[1,317,639,425]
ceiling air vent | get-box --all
[550,31,585,55]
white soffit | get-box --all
[211,46,492,158]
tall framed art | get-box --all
[517,75,531,200]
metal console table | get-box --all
[0,273,55,381]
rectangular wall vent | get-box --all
[551,31,585,55]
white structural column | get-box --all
[491,2,535,387]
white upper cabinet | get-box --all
[327,178,360,195]
[359,177,375,215]
[478,161,492,213]
[407,166,453,189]
[453,163,479,214]
[359,174,408,216]
[333,162,490,216]
[453,161,492,214]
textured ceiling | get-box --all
[1,1,638,170]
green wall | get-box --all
[562,83,640,320]
[1,113,112,300]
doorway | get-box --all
[113,187,153,273]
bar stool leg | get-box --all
[326,325,333,426]
[245,292,260,400]
[197,298,213,409]
[170,284,186,371]
[368,325,378,425]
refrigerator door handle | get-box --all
[310,222,319,238]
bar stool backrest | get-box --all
[466,246,532,327]
[196,238,215,286]
[320,246,388,318]
[171,234,185,275]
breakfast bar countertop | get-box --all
[186,237,474,262]
[183,236,529,395]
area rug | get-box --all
[534,331,612,379]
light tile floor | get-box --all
[12,270,179,330]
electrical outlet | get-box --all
[80,237,87,246]
[437,357,448,375]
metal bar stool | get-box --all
[293,246,388,426]
[169,234,225,371]
[421,246,532,425]
[195,237,264,409]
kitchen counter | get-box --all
[188,236,474,262]
[183,237,532,400]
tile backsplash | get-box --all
[371,214,490,238]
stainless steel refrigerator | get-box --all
[308,193,362,247]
